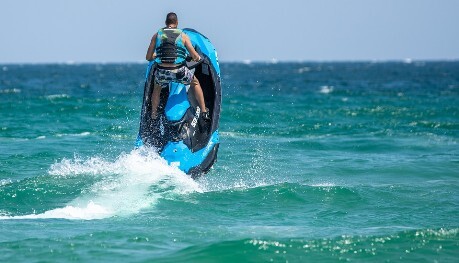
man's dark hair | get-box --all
[165,12,178,25]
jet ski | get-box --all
[135,28,221,178]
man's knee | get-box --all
[191,76,200,87]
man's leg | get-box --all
[190,76,208,114]
[151,82,162,119]
[190,76,210,134]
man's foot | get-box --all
[201,110,210,121]
[198,108,210,133]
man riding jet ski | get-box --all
[136,12,221,178]
[145,12,210,125]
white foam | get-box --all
[403,58,412,64]
[319,86,334,94]
[0,88,21,94]
[45,94,70,100]
[310,182,336,187]
[55,132,91,138]
[2,148,202,220]
[298,67,310,73]
[0,179,13,186]
[0,201,111,220]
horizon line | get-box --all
[1,58,458,65]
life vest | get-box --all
[154,28,187,64]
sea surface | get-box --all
[0,61,458,262]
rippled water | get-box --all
[1,62,458,262]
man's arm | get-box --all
[146,33,157,61]
[182,34,200,61]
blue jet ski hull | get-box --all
[136,29,221,178]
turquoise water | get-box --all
[1,62,458,262]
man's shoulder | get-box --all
[181,31,189,39]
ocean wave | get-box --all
[1,148,202,220]
[0,179,13,187]
[245,227,459,258]
[45,94,70,100]
[319,86,334,94]
[55,132,91,137]
[155,227,459,262]
[0,201,111,220]
[309,182,337,187]
[0,88,21,94]
[297,66,310,73]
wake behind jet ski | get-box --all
[136,13,221,178]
